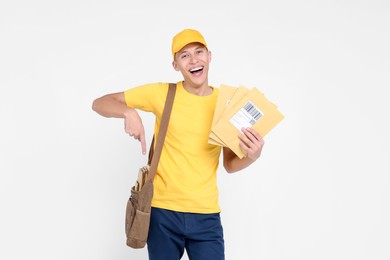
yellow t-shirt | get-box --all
[124,81,222,213]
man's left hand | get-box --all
[238,127,265,161]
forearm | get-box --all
[222,128,265,173]
[223,147,256,173]
[92,92,131,118]
[92,91,147,154]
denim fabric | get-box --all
[147,207,225,260]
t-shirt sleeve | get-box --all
[124,82,167,113]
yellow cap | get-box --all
[171,29,208,59]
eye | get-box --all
[180,53,189,59]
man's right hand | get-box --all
[124,108,146,155]
[92,92,147,155]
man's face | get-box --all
[172,42,211,86]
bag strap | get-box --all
[147,83,176,180]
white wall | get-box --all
[1,0,389,259]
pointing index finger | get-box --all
[140,134,146,155]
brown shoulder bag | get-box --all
[125,83,176,248]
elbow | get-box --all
[91,98,107,117]
[225,168,235,174]
[92,96,105,114]
[223,161,237,174]
[91,99,99,112]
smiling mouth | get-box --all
[190,66,203,74]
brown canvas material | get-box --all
[125,83,176,249]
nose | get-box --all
[189,54,198,64]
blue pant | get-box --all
[147,207,225,260]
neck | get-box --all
[182,81,213,96]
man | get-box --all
[92,28,264,260]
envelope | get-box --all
[209,85,249,146]
[134,166,149,191]
[208,84,237,146]
[211,86,284,158]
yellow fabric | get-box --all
[124,82,222,213]
[171,29,207,58]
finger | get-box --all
[238,132,253,148]
[238,141,250,157]
[124,120,131,134]
[238,136,254,157]
[239,140,248,151]
[140,134,146,155]
[242,127,261,142]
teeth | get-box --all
[190,67,203,72]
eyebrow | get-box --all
[178,46,206,55]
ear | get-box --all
[172,60,180,71]
[208,51,212,63]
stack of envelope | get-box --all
[133,165,149,192]
[209,84,284,159]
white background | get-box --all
[1,0,389,259]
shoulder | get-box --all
[126,82,168,91]
[212,86,220,96]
